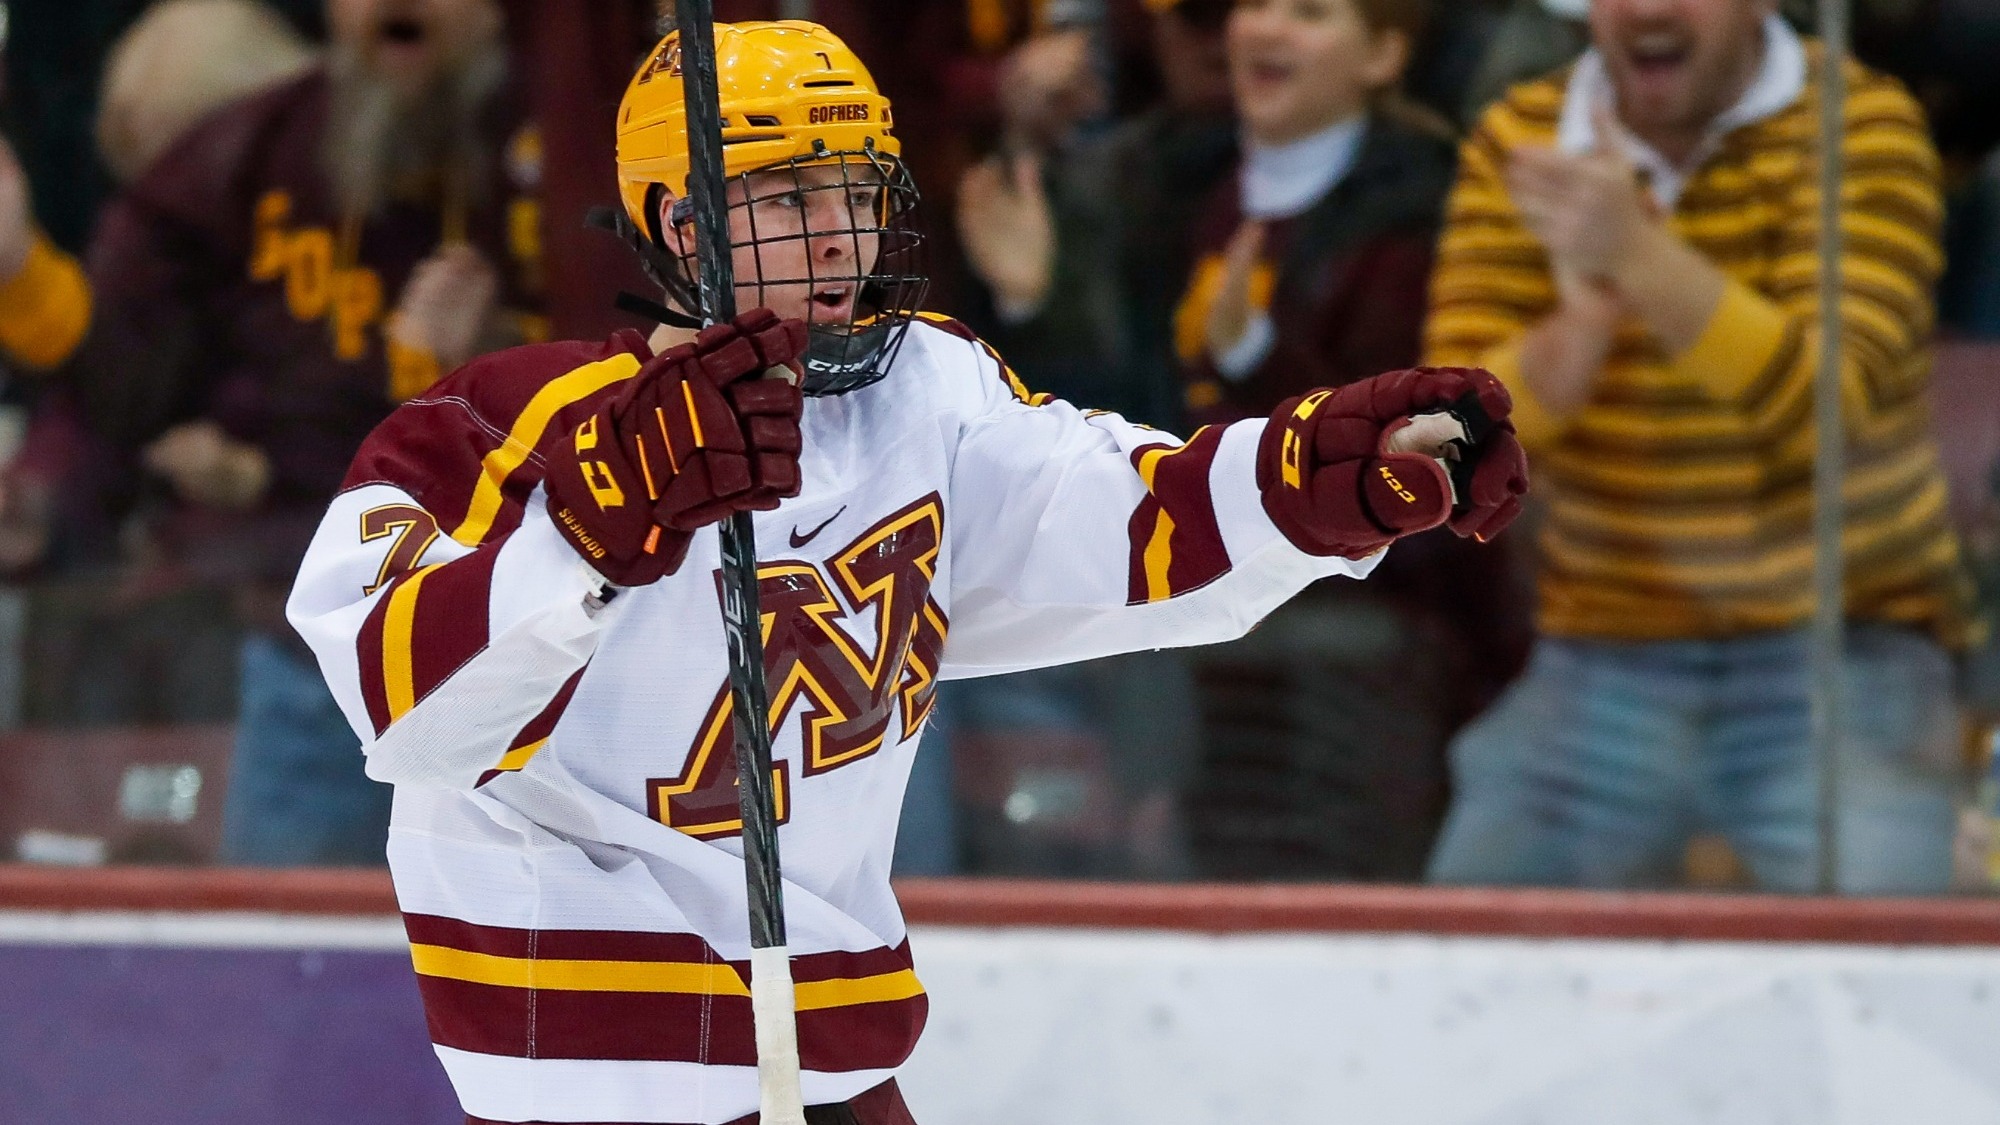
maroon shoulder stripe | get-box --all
[911,312,1047,405]
[343,330,653,539]
[1124,426,1232,604]
[356,588,395,735]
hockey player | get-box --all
[287,20,1527,1125]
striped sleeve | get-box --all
[1669,68,1943,431]
[937,331,1372,679]
[355,543,502,737]
[1422,86,1568,448]
[1125,425,1233,605]
[287,334,651,788]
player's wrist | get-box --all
[541,405,687,586]
[544,489,692,587]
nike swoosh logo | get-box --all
[789,505,847,549]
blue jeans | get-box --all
[218,633,391,866]
[1427,626,1963,894]
[893,702,961,877]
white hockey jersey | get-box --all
[287,316,1373,1124]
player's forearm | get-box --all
[288,493,625,789]
[944,416,1370,677]
[945,531,1368,678]
[357,584,610,789]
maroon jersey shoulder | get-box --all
[910,312,1048,406]
[342,329,655,545]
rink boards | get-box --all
[3,869,2000,1125]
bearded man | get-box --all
[0,0,547,864]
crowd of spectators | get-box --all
[1,0,1998,894]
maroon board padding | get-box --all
[893,879,2000,946]
[0,864,400,915]
[2,865,2000,946]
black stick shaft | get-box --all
[675,0,787,952]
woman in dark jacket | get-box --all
[1177,0,1530,881]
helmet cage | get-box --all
[658,139,928,398]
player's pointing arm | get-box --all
[941,344,1528,677]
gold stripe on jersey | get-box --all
[411,944,750,995]
[1143,510,1176,603]
[382,563,444,721]
[449,352,645,545]
[409,942,924,1010]
[1135,439,1192,603]
[491,737,547,774]
[793,968,928,1011]
[1423,45,1973,644]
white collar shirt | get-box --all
[1239,114,1368,220]
[1556,13,1807,210]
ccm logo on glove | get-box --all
[1377,465,1419,505]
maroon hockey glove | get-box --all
[544,309,808,585]
[1256,366,1529,559]
[1439,377,1530,542]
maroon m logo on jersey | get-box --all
[648,494,949,839]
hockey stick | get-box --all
[672,3,808,1122]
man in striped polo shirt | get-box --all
[1423,0,1974,893]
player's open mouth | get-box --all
[811,287,853,316]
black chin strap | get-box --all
[614,290,703,330]
[586,206,706,331]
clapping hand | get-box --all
[956,151,1056,314]
[1204,220,1267,360]
[388,244,500,371]
[996,28,1106,151]
[143,420,271,510]
[1505,105,1654,287]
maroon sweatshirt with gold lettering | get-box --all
[17,66,547,593]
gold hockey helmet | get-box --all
[615,20,900,239]
[611,20,926,397]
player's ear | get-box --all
[659,192,693,260]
